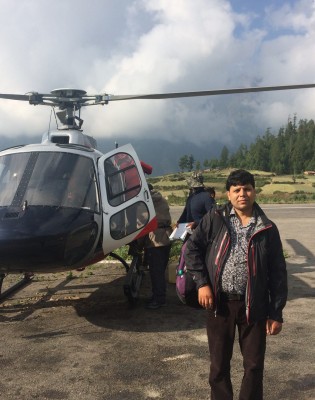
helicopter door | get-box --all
[98,144,156,255]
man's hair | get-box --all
[226,169,255,191]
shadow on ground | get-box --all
[285,239,315,301]
[0,269,207,333]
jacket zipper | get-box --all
[245,224,272,322]
[214,232,230,316]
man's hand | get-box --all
[266,319,282,335]
[198,285,214,309]
[186,222,196,230]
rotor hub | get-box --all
[50,88,87,98]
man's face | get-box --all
[227,183,256,213]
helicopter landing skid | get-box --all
[123,254,144,305]
[0,272,34,302]
[108,252,130,273]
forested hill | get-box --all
[201,118,315,174]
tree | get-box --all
[178,155,189,172]
[178,154,195,172]
[188,154,195,172]
[203,159,210,169]
[200,117,315,174]
[230,144,248,168]
[220,146,229,168]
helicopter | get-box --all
[0,83,315,302]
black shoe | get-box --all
[145,300,166,310]
[145,296,154,304]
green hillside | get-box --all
[148,170,315,205]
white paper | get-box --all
[169,223,192,241]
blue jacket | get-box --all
[178,188,215,225]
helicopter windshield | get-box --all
[0,151,99,211]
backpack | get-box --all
[175,241,201,308]
[175,212,220,308]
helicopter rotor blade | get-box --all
[0,92,47,106]
[1,83,315,108]
[106,83,315,101]
[0,92,92,107]
[0,93,31,101]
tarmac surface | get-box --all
[0,204,314,400]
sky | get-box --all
[0,0,315,152]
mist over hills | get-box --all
[0,134,226,176]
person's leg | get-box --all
[147,245,170,304]
[207,302,237,400]
[237,307,266,400]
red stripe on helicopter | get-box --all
[134,217,158,240]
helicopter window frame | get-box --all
[0,152,30,207]
[104,152,142,207]
[109,201,149,240]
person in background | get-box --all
[176,187,193,228]
[142,184,172,309]
[205,186,216,204]
[177,172,215,232]
[185,169,288,400]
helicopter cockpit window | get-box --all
[0,153,29,206]
[104,152,141,207]
[110,201,149,240]
[0,152,99,211]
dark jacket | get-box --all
[177,193,193,223]
[184,202,288,323]
[178,188,215,225]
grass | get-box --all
[109,240,184,263]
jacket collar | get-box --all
[218,201,272,229]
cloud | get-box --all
[0,0,314,149]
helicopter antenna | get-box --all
[47,108,53,138]
[53,107,59,128]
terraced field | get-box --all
[148,170,315,205]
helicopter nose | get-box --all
[0,207,99,273]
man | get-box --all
[185,169,288,400]
[142,184,172,309]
